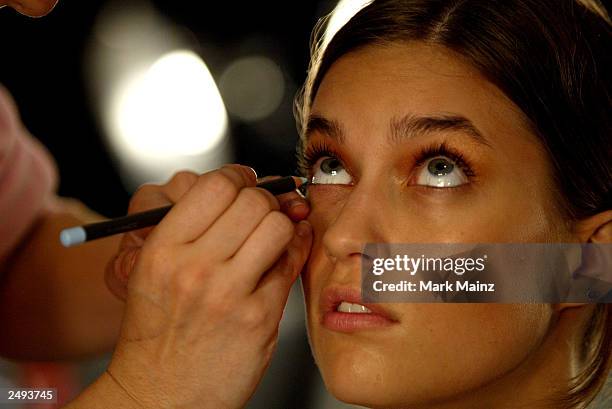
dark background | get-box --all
[0,0,330,217]
[0,2,355,408]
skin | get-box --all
[0,84,124,360]
[3,1,608,406]
[301,42,611,409]
[0,0,57,17]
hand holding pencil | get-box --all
[104,165,310,300]
[100,164,312,408]
[60,174,308,247]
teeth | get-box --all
[337,301,372,313]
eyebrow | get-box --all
[305,115,346,143]
[305,113,491,147]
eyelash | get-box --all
[300,140,476,180]
[299,140,342,176]
[414,141,475,178]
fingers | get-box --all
[258,175,310,222]
[110,165,307,302]
[278,191,310,222]
[195,187,280,260]
[127,171,198,241]
[150,165,257,245]
[227,211,296,291]
[254,220,313,313]
[129,170,198,213]
[107,170,199,300]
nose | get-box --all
[321,181,389,263]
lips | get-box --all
[320,286,397,333]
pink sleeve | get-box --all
[0,85,58,263]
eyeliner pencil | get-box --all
[60,176,308,247]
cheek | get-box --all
[305,184,347,215]
[394,304,552,383]
[301,195,337,314]
[302,184,349,289]
[400,185,563,243]
[315,304,553,407]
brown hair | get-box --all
[294,0,611,407]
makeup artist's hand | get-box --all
[103,165,312,409]
[105,167,310,299]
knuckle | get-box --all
[265,211,294,237]
[239,188,275,213]
[173,260,226,301]
[223,163,255,184]
[133,182,158,197]
[240,304,269,330]
[205,296,232,317]
[138,242,171,275]
[173,268,204,298]
[128,184,159,212]
[170,170,198,190]
[203,172,239,200]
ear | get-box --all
[556,210,612,312]
[572,209,612,243]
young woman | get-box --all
[295,0,611,408]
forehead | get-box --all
[310,42,535,148]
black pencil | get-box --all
[60,176,308,247]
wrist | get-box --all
[107,351,235,409]
[63,370,147,409]
[102,369,148,409]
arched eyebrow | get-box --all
[390,113,492,147]
[305,113,492,148]
[305,114,346,144]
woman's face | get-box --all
[301,42,573,408]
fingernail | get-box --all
[296,220,311,237]
[242,165,257,179]
[288,199,306,209]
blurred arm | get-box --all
[0,197,124,360]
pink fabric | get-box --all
[0,84,58,263]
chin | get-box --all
[310,329,419,409]
[317,349,394,408]
[316,346,474,409]
[308,319,504,409]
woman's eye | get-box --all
[311,156,352,185]
[415,156,468,187]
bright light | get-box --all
[219,56,285,122]
[324,0,373,46]
[112,50,228,158]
